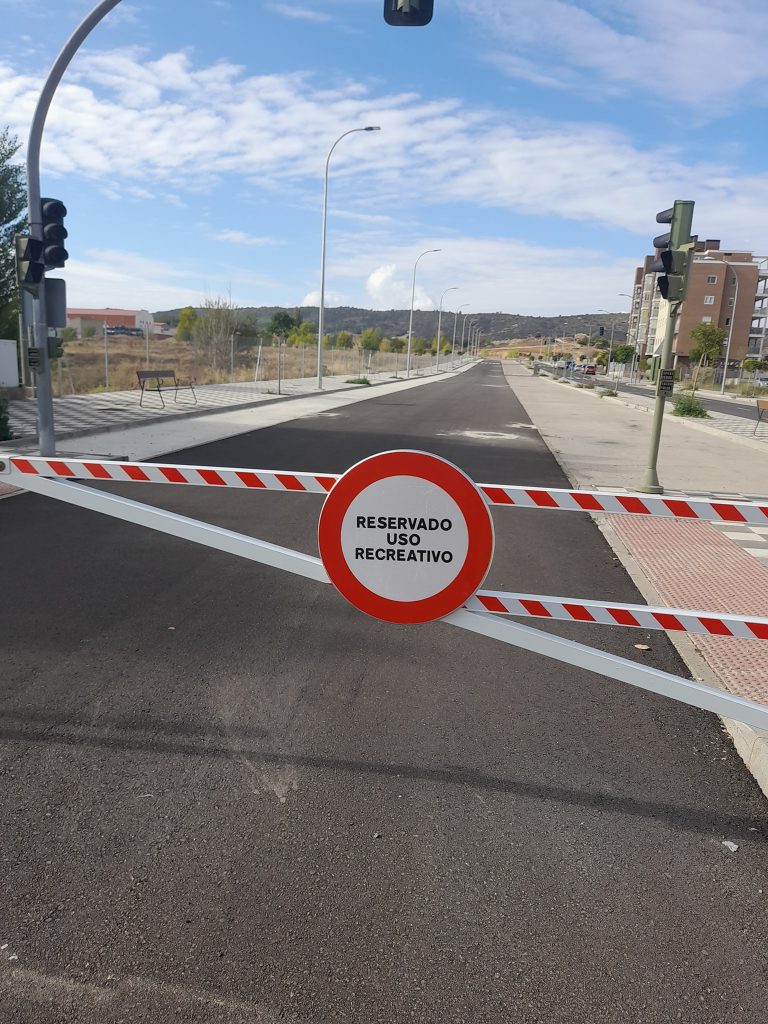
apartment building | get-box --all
[627,241,767,371]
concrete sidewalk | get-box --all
[4,360,469,449]
[542,368,767,448]
[504,362,768,798]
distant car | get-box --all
[584,364,596,375]
[757,375,768,387]
[556,359,567,368]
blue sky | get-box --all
[3,0,768,316]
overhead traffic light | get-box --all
[41,197,68,269]
[650,200,694,303]
[15,234,45,294]
[599,325,604,336]
[383,0,434,26]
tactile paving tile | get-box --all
[609,515,768,705]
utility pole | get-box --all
[639,200,695,494]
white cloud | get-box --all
[460,0,768,111]
[215,230,281,246]
[265,3,331,22]
[301,290,346,307]
[366,264,434,310]
[3,47,768,249]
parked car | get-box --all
[584,364,596,375]
[556,359,567,368]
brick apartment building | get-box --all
[627,241,768,372]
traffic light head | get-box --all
[15,235,45,294]
[383,0,434,26]
[650,200,694,303]
[41,197,68,269]
[599,325,605,337]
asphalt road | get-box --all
[1,362,767,1023]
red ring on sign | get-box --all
[318,450,495,624]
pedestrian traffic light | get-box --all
[650,200,694,303]
[47,335,63,359]
[383,0,434,26]
[40,197,68,269]
[15,235,45,293]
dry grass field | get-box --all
[54,336,437,395]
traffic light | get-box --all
[650,200,694,303]
[599,325,604,337]
[383,0,434,26]
[15,234,45,293]
[47,335,63,359]
[41,197,68,269]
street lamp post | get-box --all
[230,329,240,382]
[452,304,469,366]
[103,322,109,390]
[24,0,124,455]
[435,286,458,374]
[316,125,380,390]
[406,249,441,378]
[618,293,636,380]
[720,268,740,395]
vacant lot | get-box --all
[55,336,435,395]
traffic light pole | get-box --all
[638,298,680,494]
[23,0,123,455]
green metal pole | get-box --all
[638,299,680,494]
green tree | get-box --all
[287,320,315,347]
[360,327,383,351]
[268,310,299,337]
[60,327,76,344]
[335,330,353,350]
[176,305,198,342]
[390,336,405,353]
[0,128,27,341]
[82,324,96,339]
[689,322,727,395]
[195,295,241,371]
[411,336,427,356]
[612,343,634,365]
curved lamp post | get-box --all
[25,0,124,455]
[435,286,458,373]
[317,125,380,389]
[406,249,441,378]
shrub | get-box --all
[584,381,595,389]
[345,376,370,386]
[672,394,709,418]
[600,388,618,397]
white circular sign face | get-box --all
[339,475,469,602]
[318,450,495,624]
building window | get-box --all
[725,317,731,326]
[703,295,715,305]
[728,297,734,306]
[707,275,717,284]
[701,316,712,323]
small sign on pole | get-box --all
[658,368,675,395]
[318,450,494,623]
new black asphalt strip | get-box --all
[1,362,767,1023]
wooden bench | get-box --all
[137,369,196,408]
[755,398,768,435]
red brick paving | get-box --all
[610,515,768,704]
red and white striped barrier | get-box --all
[466,590,768,640]
[476,483,768,524]
[3,455,768,525]
[4,455,337,495]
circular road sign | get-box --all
[318,450,495,624]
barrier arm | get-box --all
[11,470,768,734]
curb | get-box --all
[535,370,768,455]
[510,367,768,801]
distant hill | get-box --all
[153,305,628,344]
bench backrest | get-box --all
[137,369,175,382]
[758,399,768,412]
